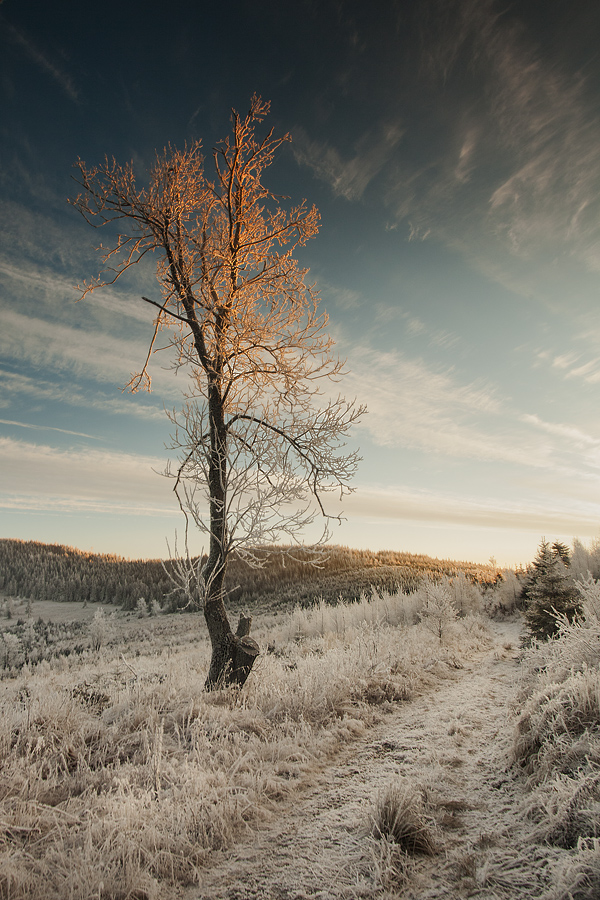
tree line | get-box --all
[0,538,500,612]
[0,540,173,610]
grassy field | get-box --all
[0,581,493,899]
[1,566,597,899]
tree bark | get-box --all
[204,598,259,689]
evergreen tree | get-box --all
[551,540,571,567]
[523,539,581,640]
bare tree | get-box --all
[71,95,364,688]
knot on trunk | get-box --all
[230,627,259,686]
[204,611,260,689]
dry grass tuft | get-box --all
[371,780,437,855]
[513,669,600,778]
[544,838,600,900]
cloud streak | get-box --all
[341,343,600,483]
[0,418,99,439]
[0,437,175,514]
[345,482,600,539]
[6,22,80,103]
[0,310,183,402]
[343,346,513,459]
[0,368,165,422]
[368,0,600,302]
[293,122,404,200]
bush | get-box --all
[89,607,113,650]
[418,579,457,642]
[514,575,600,865]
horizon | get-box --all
[2,0,600,569]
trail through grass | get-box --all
[184,621,581,900]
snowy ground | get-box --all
[185,621,564,899]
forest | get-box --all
[0,538,501,611]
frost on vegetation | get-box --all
[136,596,148,618]
[514,575,600,884]
[0,620,89,674]
[89,606,115,650]
[0,631,23,670]
[514,669,600,778]
[279,588,421,642]
[371,779,437,855]
[418,579,458,642]
[544,838,600,900]
[448,570,485,616]
[0,586,492,899]
[278,580,486,645]
[484,568,523,618]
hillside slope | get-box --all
[0,539,499,610]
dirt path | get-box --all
[188,621,554,899]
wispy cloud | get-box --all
[343,346,517,461]
[521,414,600,473]
[6,22,81,103]
[0,437,175,514]
[0,418,99,439]
[345,482,600,538]
[0,368,165,421]
[317,279,362,311]
[389,311,459,350]
[342,344,600,480]
[0,258,155,327]
[380,0,600,298]
[0,495,179,517]
[0,310,182,400]
[534,348,600,386]
[293,122,403,200]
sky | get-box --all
[1,0,600,567]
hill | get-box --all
[0,538,500,611]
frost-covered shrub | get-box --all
[0,631,23,669]
[280,588,420,642]
[149,597,162,617]
[576,576,600,624]
[418,580,457,642]
[136,597,148,618]
[484,569,522,618]
[89,607,114,650]
[545,837,600,900]
[514,668,600,777]
[448,571,483,616]
[520,580,600,689]
[515,576,600,855]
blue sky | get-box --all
[1,0,600,566]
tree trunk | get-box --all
[201,346,260,689]
[204,597,259,689]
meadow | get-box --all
[0,576,491,899]
[0,554,598,899]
